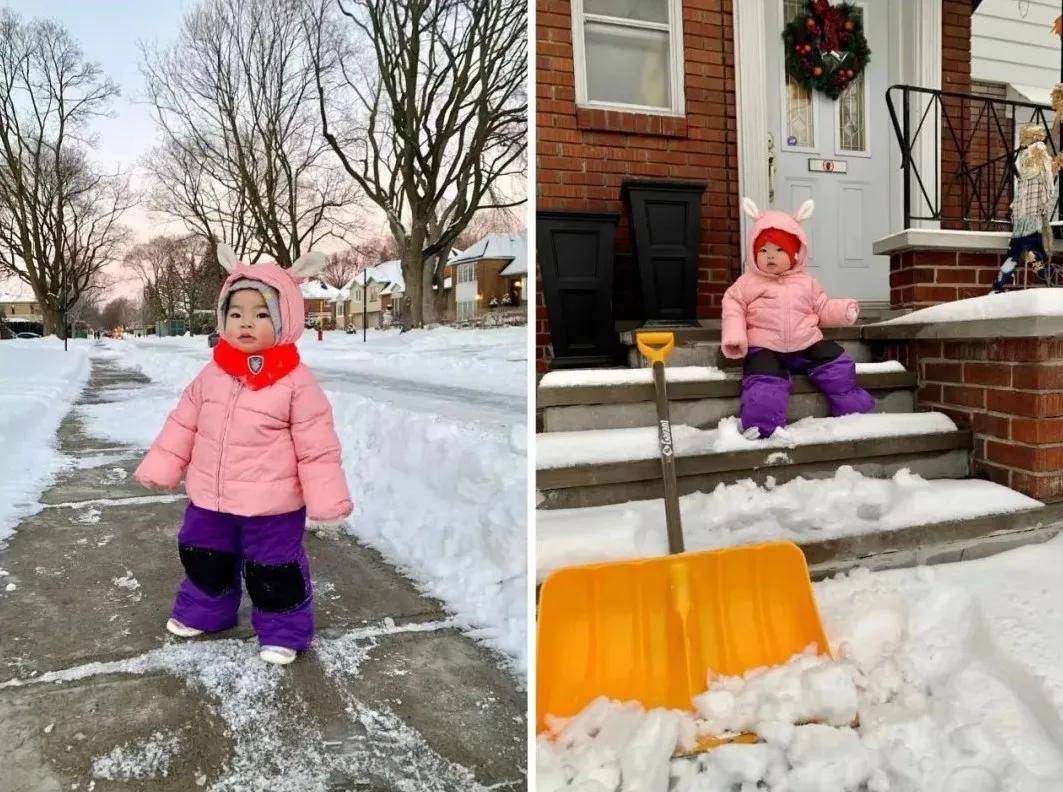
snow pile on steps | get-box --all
[875,288,1063,325]
[537,412,958,470]
[538,541,1063,791]
[0,338,92,541]
[539,361,906,389]
[86,334,527,673]
[536,467,1041,582]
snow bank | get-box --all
[877,288,1063,326]
[539,361,906,390]
[537,413,958,470]
[0,338,91,541]
[536,467,1042,581]
[539,538,1063,791]
[89,331,527,672]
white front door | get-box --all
[762,0,891,303]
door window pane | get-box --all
[838,70,866,152]
[585,21,670,108]
[786,78,815,147]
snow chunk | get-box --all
[876,288,1063,325]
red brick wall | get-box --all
[883,338,1063,501]
[889,250,1003,309]
[940,0,972,229]
[536,0,740,370]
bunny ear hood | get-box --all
[742,197,813,272]
[215,246,311,344]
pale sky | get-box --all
[1,1,526,300]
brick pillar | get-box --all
[889,250,1003,309]
[887,337,1063,501]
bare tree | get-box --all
[125,236,185,323]
[309,0,528,328]
[100,296,135,331]
[0,11,133,341]
[141,0,363,268]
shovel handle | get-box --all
[636,332,676,366]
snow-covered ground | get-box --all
[538,535,1063,791]
[537,413,958,470]
[77,329,528,673]
[876,288,1063,325]
[0,338,92,542]
[536,467,1042,582]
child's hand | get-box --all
[845,303,859,323]
[722,340,747,359]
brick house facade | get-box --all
[536,0,976,371]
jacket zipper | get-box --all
[215,378,243,508]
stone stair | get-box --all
[535,324,1062,571]
[620,325,870,369]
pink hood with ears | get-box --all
[720,199,859,357]
[217,262,307,344]
[745,208,810,273]
[134,248,353,520]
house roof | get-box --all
[0,279,35,303]
[451,231,527,276]
[299,280,345,302]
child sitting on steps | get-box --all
[721,198,875,439]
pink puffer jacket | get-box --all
[721,204,857,358]
[134,256,353,521]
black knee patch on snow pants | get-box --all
[179,545,239,596]
[244,561,306,612]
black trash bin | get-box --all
[622,179,707,325]
[536,211,618,368]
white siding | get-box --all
[973,0,1062,91]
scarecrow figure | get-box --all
[991,124,1061,292]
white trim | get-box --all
[913,0,942,229]
[734,0,770,257]
[872,228,1009,256]
[572,0,685,116]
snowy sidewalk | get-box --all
[0,358,525,791]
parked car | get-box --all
[15,332,41,339]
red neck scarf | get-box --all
[213,338,300,390]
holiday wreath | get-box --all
[782,0,871,100]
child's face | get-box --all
[755,242,792,275]
[223,289,275,352]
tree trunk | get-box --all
[400,233,425,330]
[40,303,62,338]
[422,265,448,325]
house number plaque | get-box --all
[808,158,848,174]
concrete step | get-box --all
[805,502,1063,578]
[539,369,916,432]
[621,327,871,368]
[537,425,973,509]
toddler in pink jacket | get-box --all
[134,244,353,665]
[721,198,874,438]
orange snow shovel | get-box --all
[535,332,831,750]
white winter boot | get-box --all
[166,618,204,638]
[259,645,297,665]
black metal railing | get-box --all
[886,84,1058,230]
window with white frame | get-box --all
[572,0,684,115]
[457,300,476,321]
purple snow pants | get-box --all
[172,502,314,651]
[740,340,875,438]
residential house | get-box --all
[535,1,1063,563]
[337,272,384,330]
[0,281,42,337]
[300,280,344,330]
[450,232,528,322]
